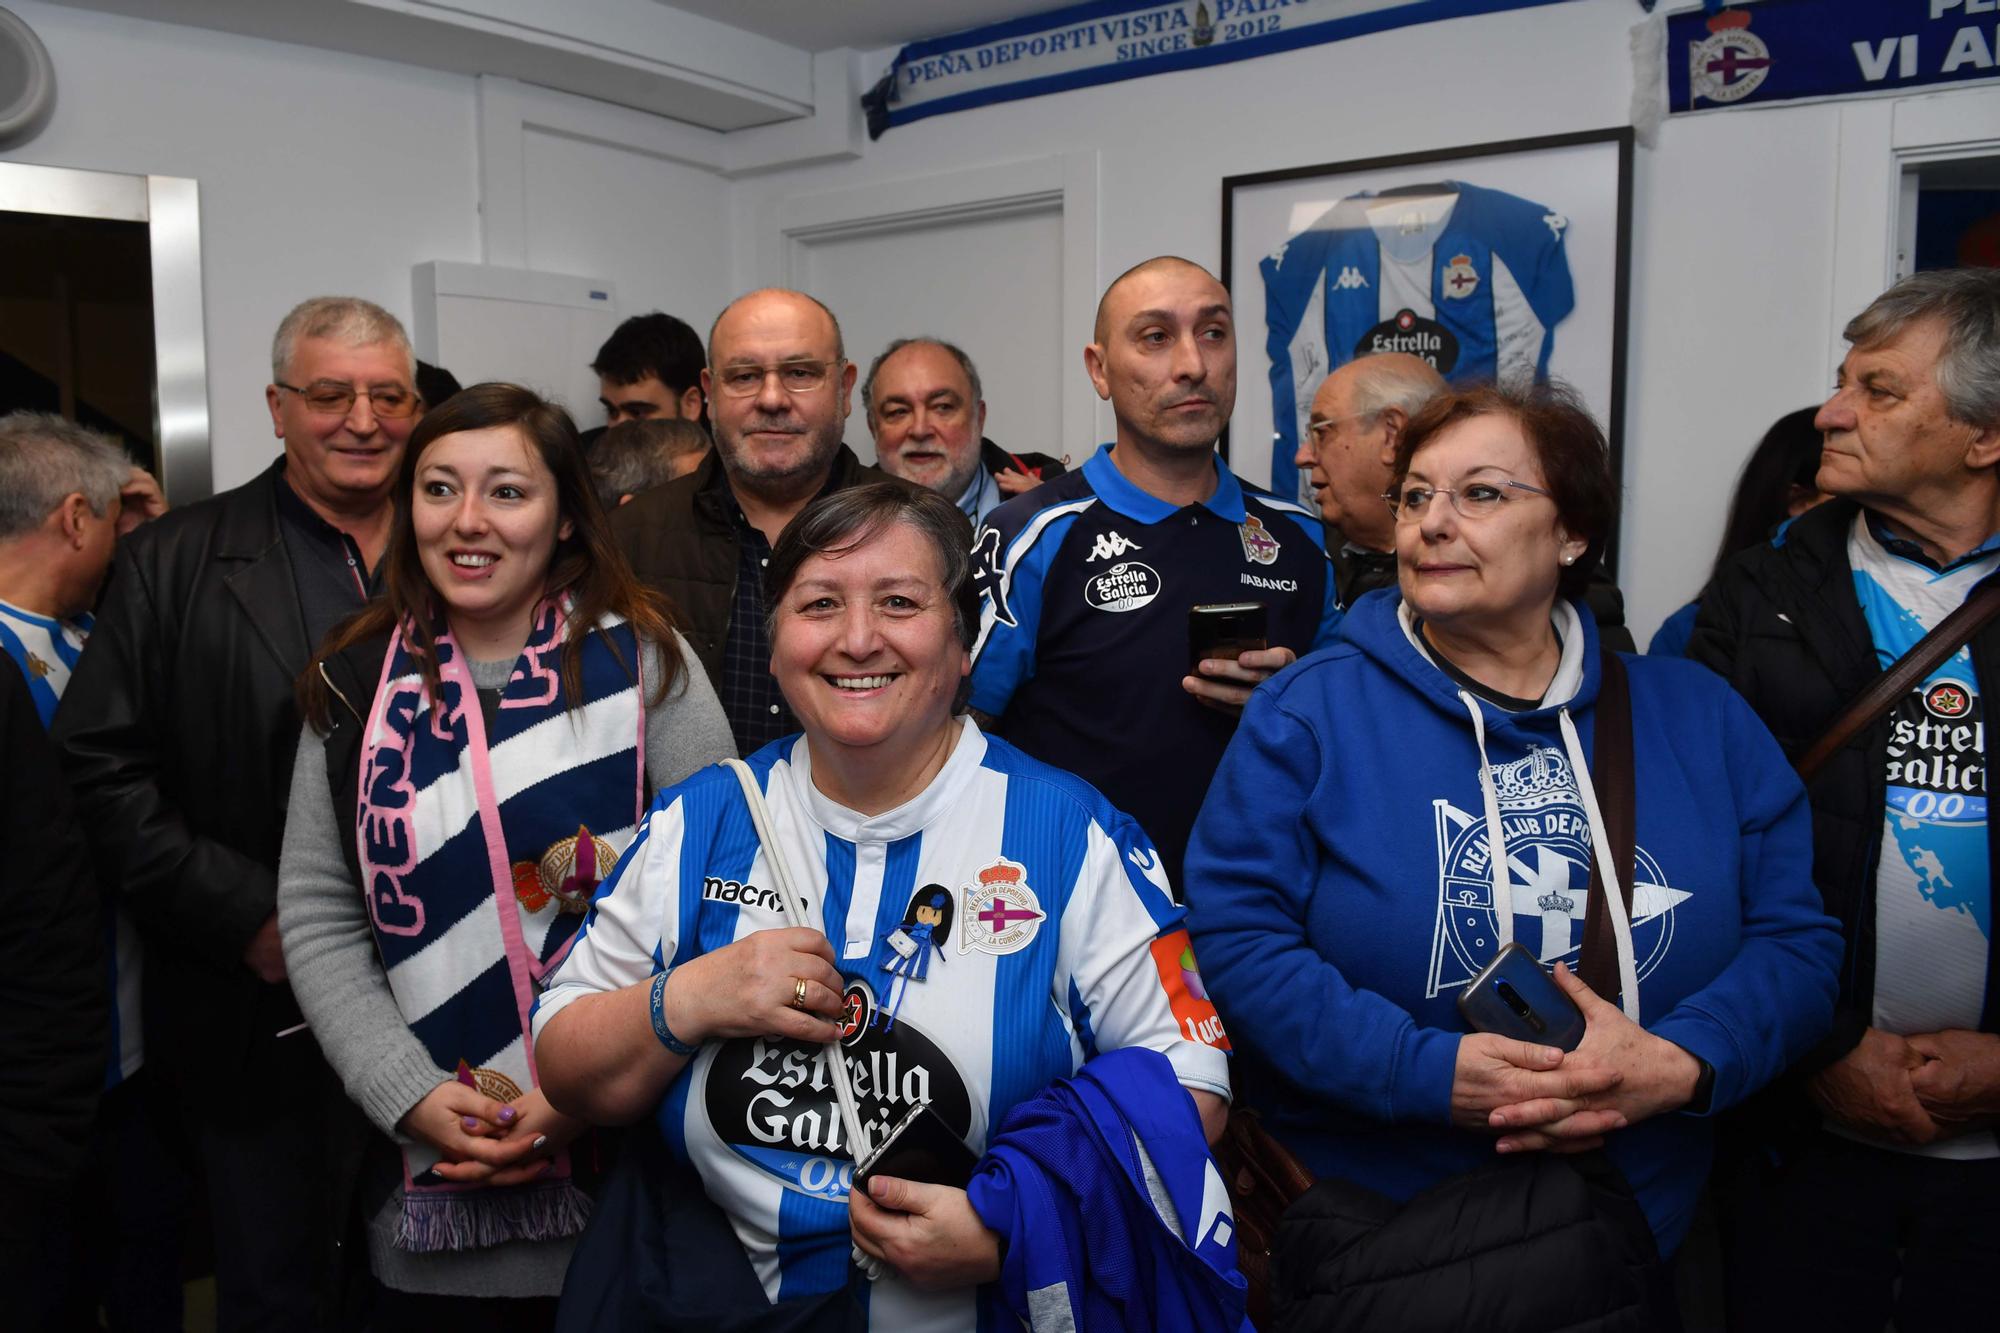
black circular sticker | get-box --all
[702,1014,973,1201]
[1354,309,1460,373]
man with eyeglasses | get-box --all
[613,287,898,756]
[967,257,1341,897]
[1296,351,1634,648]
[56,296,420,1330]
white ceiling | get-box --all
[654,0,1063,53]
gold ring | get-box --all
[790,977,810,1011]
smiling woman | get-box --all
[530,481,1236,1330]
[274,383,733,1321]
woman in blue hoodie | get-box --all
[1185,381,1842,1258]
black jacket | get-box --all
[0,653,106,1188]
[979,438,1066,485]
[1331,542,1638,653]
[610,445,890,692]
[54,460,321,1100]
[1272,1154,1673,1333]
[1687,497,2000,1071]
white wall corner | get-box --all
[720,49,866,179]
[1826,100,1898,380]
[1059,150,1104,455]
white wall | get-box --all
[1,0,738,488]
[727,0,1994,643]
[3,0,481,489]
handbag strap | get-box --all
[1794,578,2000,783]
[1578,650,1636,1005]
[719,759,874,1162]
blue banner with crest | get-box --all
[1666,0,2000,114]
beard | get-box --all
[716,408,846,501]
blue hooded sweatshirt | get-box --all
[1184,590,1842,1254]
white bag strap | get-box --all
[721,759,873,1161]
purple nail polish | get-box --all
[498,1105,518,1123]
[461,1115,479,1131]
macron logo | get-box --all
[1333,266,1369,290]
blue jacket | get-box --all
[966,1047,1250,1333]
[1184,591,1842,1254]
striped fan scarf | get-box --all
[357,598,643,1252]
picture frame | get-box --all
[1221,128,1633,567]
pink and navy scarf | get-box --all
[357,599,643,1252]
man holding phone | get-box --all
[968,257,1340,894]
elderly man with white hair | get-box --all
[1693,268,2000,1333]
[56,296,421,1330]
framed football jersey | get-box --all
[1221,128,1633,567]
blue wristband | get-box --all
[649,969,698,1057]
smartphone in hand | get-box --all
[1189,601,1268,672]
[1456,942,1586,1052]
[854,1103,979,1197]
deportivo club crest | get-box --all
[1239,515,1281,566]
[1441,254,1479,300]
[1689,9,1771,107]
[960,858,1045,956]
[1427,746,1690,998]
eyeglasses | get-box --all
[712,359,843,398]
[1306,412,1376,445]
[276,380,419,419]
[1384,478,1553,521]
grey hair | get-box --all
[1844,268,2000,429]
[0,412,133,541]
[588,418,709,510]
[270,296,415,383]
[763,482,979,656]
[1347,352,1447,422]
[860,338,984,425]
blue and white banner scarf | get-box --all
[358,599,644,1252]
[862,0,1576,136]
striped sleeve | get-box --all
[531,791,686,1038]
[1056,810,1232,1101]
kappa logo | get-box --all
[1543,212,1569,240]
[1332,265,1369,291]
[1427,745,1690,998]
[1087,530,1143,563]
[960,858,1045,957]
[1441,254,1479,300]
[971,526,1016,628]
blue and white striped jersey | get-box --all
[1260,180,1576,499]
[535,719,1232,1330]
[0,600,90,729]
[0,599,143,1088]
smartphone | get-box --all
[854,1102,979,1195]
[1189,601,1268,672]
[1456,942,1586,1051]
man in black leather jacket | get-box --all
[55,297,418,1331]
[1690,268,2000,1333]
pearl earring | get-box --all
[1562,555,1575,566]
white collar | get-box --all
[785,715,988,844]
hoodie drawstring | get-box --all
[1457,689,1641,1023]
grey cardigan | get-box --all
[276,633,732,1296]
